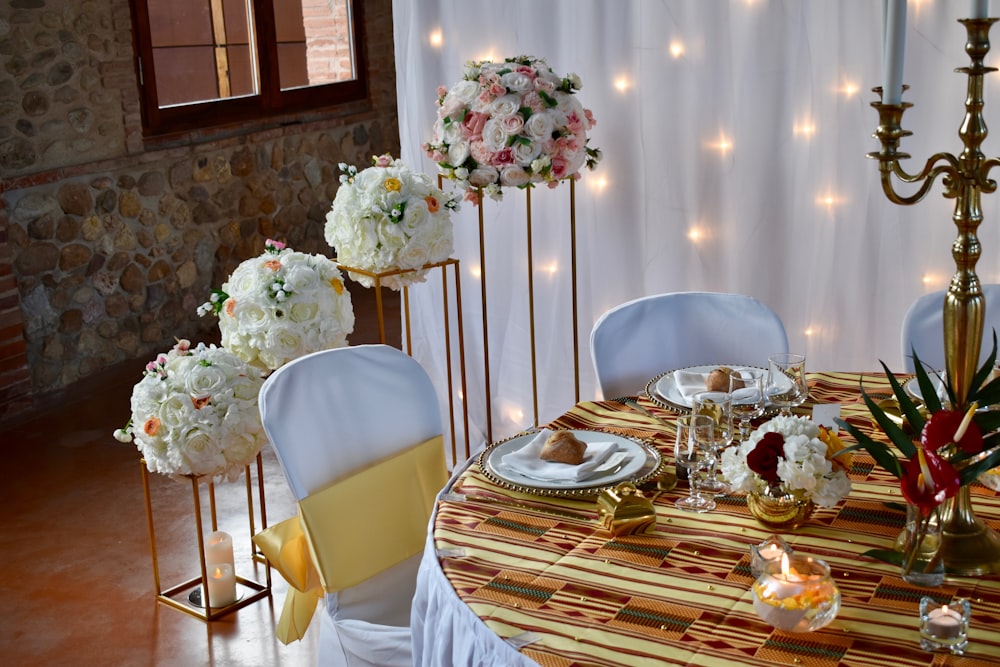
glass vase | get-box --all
[747,486,815,530]
[899,503,944,587]
[751,552,840,632]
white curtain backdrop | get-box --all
[391,0,1000,458]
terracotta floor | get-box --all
[0,287,400,667]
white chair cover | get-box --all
[900,284,1000,373]
[590,291,789,399]
[259,344,443,667]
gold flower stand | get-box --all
[336,258,472,463]
[140,454,271,621]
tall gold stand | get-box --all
[869,16,1000,575]
[141,455,271,621]
[336,259,471,463]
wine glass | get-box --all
[730,368,766,440]
[766,353,808,416]
[691,390,733,496]
[674,414,717,513]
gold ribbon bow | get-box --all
[253,434,447,643]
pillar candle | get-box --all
[206,563,237,608]
[972,0,989,19]
[882,0,907,104]
[206,531,234,567]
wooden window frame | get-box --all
[128,0,368,137]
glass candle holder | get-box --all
[750,534,793,577]
[919,597,970,654]
[751,552,840,633]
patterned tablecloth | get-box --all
[428,372,1000,666]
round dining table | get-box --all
[411,371,1000,666]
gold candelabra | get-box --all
[868,17,1000,575]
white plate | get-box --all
[479,430,660,493]
[905,373,947,404]
[649,365,771,412]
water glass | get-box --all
[766,353,808,416]
[674,414,716,513]
[691,390,733,495]
[730,368,766,440]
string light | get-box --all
[669,41,685,58]
[707,133,733,155]
[543,261,559,276]
[429,30,443,48]
[815,192,841,210]
[687,226,706,243]
[614,76,631,93]
[589,174,609,192]
[793,118,816,138]
[505,406,525,424]
[838,80,860,97]
[470,264,482,279]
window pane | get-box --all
[147,0,258,107]
[275,0,356,91]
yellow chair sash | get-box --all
[254,434,447,643]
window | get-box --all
[129,0,367,136]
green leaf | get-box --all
[837,416,903,478]
[862,548,904,567]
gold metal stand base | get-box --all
[940,488,1000,576]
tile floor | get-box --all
[0,287,400,666]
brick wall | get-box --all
[0,0,400,421]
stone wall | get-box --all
[0,0,400,419]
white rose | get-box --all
[491,94,521,118]
[469,166,499,187]
[500,71,533,94]
[512,139,542,167]
[481,118,508,153]
[499,165,530,187]
[184,363,229,398]
[524,112,554,140]
[447,141,471,169]
[288,301,319,323]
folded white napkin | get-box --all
[501,429,624,482]
[673,369,710,402]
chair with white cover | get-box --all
[590,291,790,399]
[900,284,1000,373]
[255,344,447,667]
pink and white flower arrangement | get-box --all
[325,154,459,290]
[198,239,355,371]
[424,55,602,204]
[113,340,267,482]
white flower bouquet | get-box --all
[424,55,602,204]
[325,154,459,290]
[720,415,853,508]
[198,239,355,371]
[113,340,267,482]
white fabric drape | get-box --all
[392,1,1000,456]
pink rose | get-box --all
[566,111,585,135]
[515,65,537,79]
[461,111,489,140]
[491,146,516,167]
[584,108,596,127]
[373,154,393,168]
[523,92,545,113]
[470,140,493,165]
[550,155,569,180]
[436,85,448,98]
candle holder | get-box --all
[750,534,793,578]
[868,16,1000,576]
[751,552,840,633]
[919,596,970,654]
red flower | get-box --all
[747,432,785,485]
[901,448,960,515]
[920,407,983,455]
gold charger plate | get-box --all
[644,365,779,416]
[477,429,663,497]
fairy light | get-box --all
[687,226,706,243]
[614,76,631,93]
[429,30,443,48]
[589,174,609,192]
[815,192,840,210]
[839,80,860,97]
[470,264,482,279]
[543,261,559,276]
[707,132,733,155]
[506,406,524,424]
[669,41,685,58]
[793,118,816,138]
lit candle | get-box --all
[882,0,907,105]
[752,553,840,633]
[206,531,234,567]
[206,563,237,608]
[927,604,963,639]
[972,0,989,19]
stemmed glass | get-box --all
[766,353,808,417]
[730,368,766,441]
[674,414,717,513]
[691,390,733,496]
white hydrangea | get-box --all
[720,414,852,509]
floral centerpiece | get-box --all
[721,415,853,526]
[113,340,267,482]
[325,154,459,290]
[838,342,1000,576]
[198,239,354,371]
[424,55,602,204]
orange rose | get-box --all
[225,298,236,317]
[143,417,161,436]
[191,395,211,410]
[425,195,440,213]
[384,178,402,192]
[264,260,282,271]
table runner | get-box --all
[430,372,1000,666]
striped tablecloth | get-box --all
[428,372,1000,666]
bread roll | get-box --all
[706,366,744,392]
[540,430,587,464]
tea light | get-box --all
[919,597,970,654]
[752,553,840,633]
[206,531,235,567]
[206,563,237,608]
[750,534,793,577]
